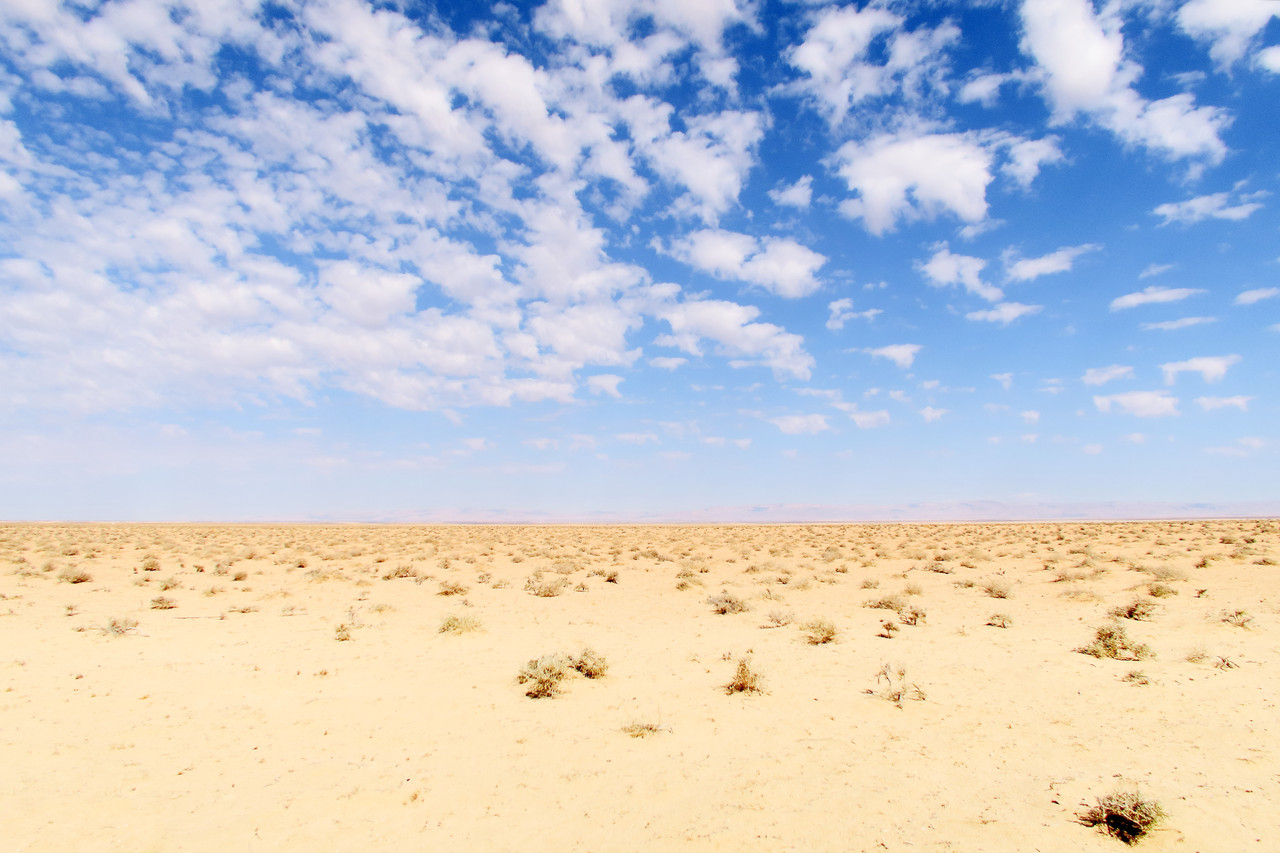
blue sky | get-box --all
[1,0,1277,522]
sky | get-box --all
[0,0,1278,522]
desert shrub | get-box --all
[570,648,608,679]
[875,663,925,707]
[622,721,663,738]
[334,623,353,641]
[898,606,926,626]
[524,574,568,597]
[103,617,138,637]
[517,654,571,698]
[860,579,879,589]
[59,567,92,584]
[1121,670,1150,685]
[438,614,481,634]
[150,596,177,610]
[982,578,1012,599]
[159,576,180,591]
[800,619,837,644]
[878,619,899,638]
[437,580,468,596]
[1079,790,1164,845]
[1076,624,1152,660]
[1110,598,1158,621]
[1147,566,1187,583]
[904,583,923,596]
[724,657,764,694]
[986,613,1012,628]
[382,565,419,580]
[762,609,793,628]
[1147,583,1177,598]
[864,594,906,612]
[604,569,619,583]
[707,593,749,614]
[1220,609,1253,628]
[141,557,160,572]
[232,571,248,582]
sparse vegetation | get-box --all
[1076,623,1152,660]
[437,579,469,596]
[622,721,663,738]
[438,614,481,634]
[707,592,749,614]
[724,656,764,694]
[1110,598,1157,621]
[1079,790,1165,845]
[150,596,177,610]
[1220,609,1253,628]
[986,613,1012,628]
[982,578,1012,599]
[800,618,837,644]
[59,567,92,584]
[517,654,571,698]
[874,663,925,707]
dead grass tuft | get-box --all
[724,656,764,694]
[1076,623,1152,660]
[1079,790,1165,845]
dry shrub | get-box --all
[1079,790,1164,845]
[570,647,608,679]
[1076,623,1152,660]
[864,594,905,612]
[800,618,837,644]
[517,654,571,698]
[622,721,663,738]
[59,567,92,584]
[982,578,1012,599]
[1220,609,1253,628]
[707,592,749,614]
[437,580,468,596]
[1110,598,1158,621]
[874,663,925,707]
[1121,670,1150,686]
[334,623,353,641]
[986,613,1012,629]
[438,614,481,634]
[898,605,925,626]
[524,574,568,597]
[102,617,138,637]
[382,565,419,581]
[1147,582,1177,598]
[150,596,177,610]
[724,657,764,694]
[762,609,793,628]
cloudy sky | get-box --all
[1,0,1277,521]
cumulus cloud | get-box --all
[654,297,814,379]
[587,374,624,398]
[1196,395,1251,412]
[919,406,947,422]
[648,356,687,370]
[917,243,1002,302]
[850,410,891,428]
[1177,0,1280,69]
[991,372,1013,390]
[825,298,881,331]
[1019,0,1229,162]
[1094,391,1180,417]
[770,413,830,435]
[1160,354,1241,385]
[1110,286,1204,310]
[865,344,922,369]
[1003,243,1100,281]
[670,229,827,298]
[1082,364,1133,386]
[832,132,995,235]
[1154,192,1264,225]
[965,303,1042,324]
[769,175,813,209]
[1235,287,1279,306]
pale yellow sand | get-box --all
[1,520,1277,851]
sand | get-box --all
[1,520,1276,851]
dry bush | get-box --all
[707,592,749,614]
[517,654,571,698]
[982,578,1012,599]
[1147,566,1187,583]
[864,594,906,612]
[1184,648,1208,663]
[904,583,923,596]
[800,618,837,644]
[437,579,469,596]
[874,663,926,707]
[334,623,353,641]
[1121,670,1151,686]
[1110,598,1158,621]
[877,619,899,638]
[524,574,568,597]
[1079,790,1164,845]
[1147,582,1177,598]
[986,613,1012,628]
[762,609,793,628]
[724,656,764,694]
[1220,609,1253,628]
[102,617,138,637]
[622,721,663,738]
[898,605,926,626]
[1076,623,1152,660]
[150,596,177,610]
[570,647,608,679]
[604,569,619,583]
[438,614,481,634]
[59,567,92,584]
[382,565,420,581]
[232,571,248,582]
[860,578,879,589]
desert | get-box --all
[1,520,1277,851]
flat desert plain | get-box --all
[1,521,1277,851]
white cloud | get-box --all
[1154,192,1263,225]
[1082,364,1133,386]
[587,374,624,398]
[1021,410,1040,424]
[1138,263,1174,279]
[991,372,1013,390]
[524,437,558,451]
[917,243,1002,302]
[1124,433,1146,444]
[670,228,827,298]
[865,344,922,369]
[1161,354,1241,385]
[770,413,830,435]
[965,302,1042,324]
[1082,443,1103,455]
[1001,136,1065,189]
[850,410,890,429]
[648,356,687,370]
[1196,395,1251,412]
[1094,390,1180,417]
[1110,286,1204,310]
[825,298,881,331]
[1177,0,1280,69]
[654,297,814,379]
[1235,287,1279,306]
[769,175,813,209]
[1003,243,1100,281]
[1019,0,1228,162]
[1141,317,1216,331]
[616,432,659,445]
[919,406,947,422]
[1260,46,1280,74]
[833,132,994,235]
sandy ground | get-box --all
[1,520,1277,851]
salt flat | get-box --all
[1,521,1276,851]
